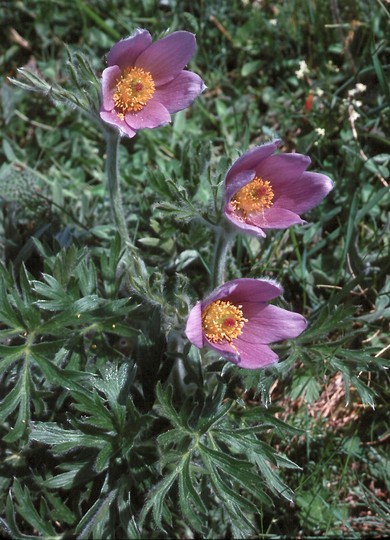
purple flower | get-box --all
[224,140,333,237]
[185,278,307,369]
[100,29,206,137]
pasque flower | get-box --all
[224,140,333,237]
[100,29,206,137]
[185,278,307,369]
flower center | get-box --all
[202,300,248,344]
[113,67,155,119]
[231,177,274,219]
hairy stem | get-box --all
[210,226,236,289]
[105,128,130,247]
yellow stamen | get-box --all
[202,300,248,344]
[231,176,274,219]
[113,66,155,119]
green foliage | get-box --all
[1,0,389,538]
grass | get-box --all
[1,0,389,538]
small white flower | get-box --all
[269,19,277,26]
[295,60,309,79]
[315,88,324,97]
[350,109,360,122]
[315,127,325,137]
[348,83,367,97]
[327,60,339,73]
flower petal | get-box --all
[205,337,279,369]
[205,338,240,364]
[225,140,281,185]
[153,71,206,113]
[235,342,279,369]
[224,207,267,237]
[185,302,204,348]
[101,65,121,111]
[124,100,171,130]
[107,29,152,69]
[100,110,136,138]
[200,281,240,308]
[248,207,305,229]
[224,170,265,236]
[201,278,281,309]
[256,153,311,188]
[225,170,256,202]
[276,171,334,214]
[226,278,282,304]
[240,303,307,344]
[136,31,197,86]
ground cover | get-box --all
[1,0,389,538]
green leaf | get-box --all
[43,462,96,490]
[71,390,114,430]
[0,278,24,330]
[43,471,79,490]
[139,466,182,530]
[157,428,187,448]
[30,422,106,453]
[100,233,124,297]
[32,274,73,311]
[227,503,256,539]
[138,236,160,247]
[290,373,321,402]
[5,493,38,540]
[241,60,262,77]
[105,321,139,338]
[200,442,272,507]
[76,258,98,296]
[0,374,27,423]
[155,382,188,430]
[215,431,278,467]
[93,362,136,409]
[197,399,233,434]
[253,453,295,502]
[0,344,25,372]
[12,478,56,536]
[178,455,207,530]
[200,450,259,513]
[351,375,376,408]
[40,489,76,525]
[30,340,66,355]
[199,442,254,474]
[117,496,141,539]
[75,487,118,539]
[356,184,389,222]
[371,40,390,105]
[18,264,35,307]
[52,245,84,287]
[31,351,87,392]
[2,362,31,443]
[95,442,115,474]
